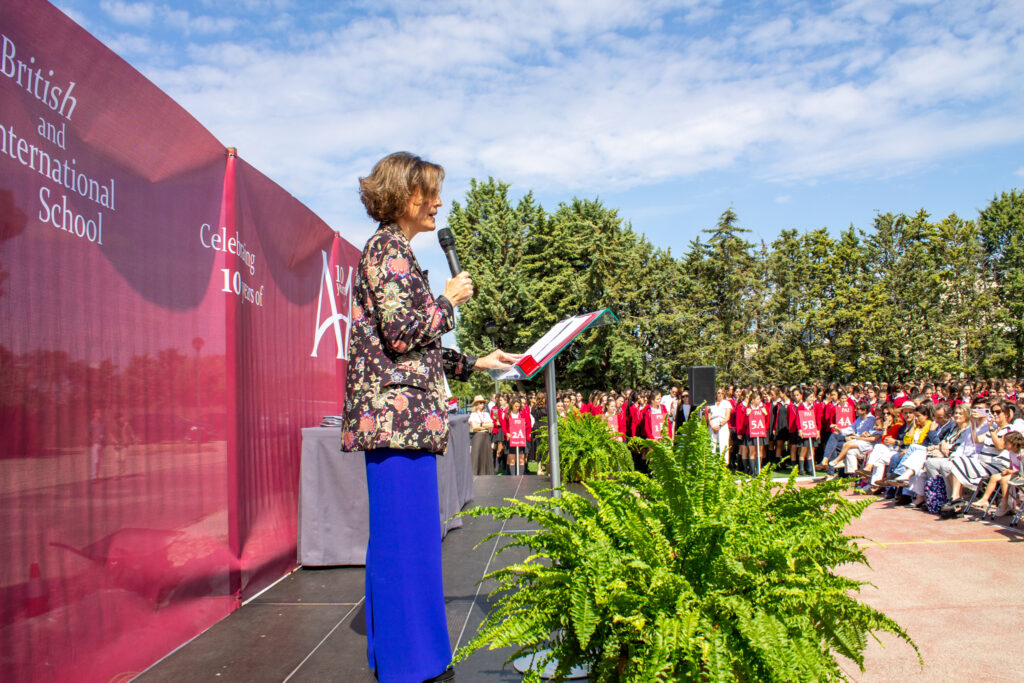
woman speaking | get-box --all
[342,152,518,683]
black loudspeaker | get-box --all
[688,366,716,408]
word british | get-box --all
[1,35,77,120]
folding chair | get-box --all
[962,478,985,521]
[1008,477,1024,527]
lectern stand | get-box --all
[490,309,618,495]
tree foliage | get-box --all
[456,415,918,681]
[449,179,1024,388]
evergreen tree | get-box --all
[977,189,1024,375]
[449,178,540,359]
[825,226,874,381]
[697,208,758,382]
[445,177,1018,395]
[760,229,810,383]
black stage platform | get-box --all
[137,475,548,682]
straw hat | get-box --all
[471,395,487,406]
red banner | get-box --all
[836,404,855,430]
[0,2,360,681]
[798,408,818,439]
[748,410,768,438]
[508,416,527,447]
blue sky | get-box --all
[55,0,1024,282]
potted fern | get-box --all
[456,414,918,681]
[534,412,634,482]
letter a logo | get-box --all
[312,250,351,359]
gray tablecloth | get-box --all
[298,414,473,566]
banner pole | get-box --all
[544,362,562,498]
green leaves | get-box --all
[448,179,1024,385]
[535,412,633,482]
[455,413,919,681]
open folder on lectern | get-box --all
[488,308,619,380]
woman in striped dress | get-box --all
[947,400,1015,503]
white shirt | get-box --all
[709,402,729,432]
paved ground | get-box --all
[137,475,1024,682]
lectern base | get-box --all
[511,649,589,679]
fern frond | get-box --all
[455,405,919,681]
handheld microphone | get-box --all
[437,227,462,276]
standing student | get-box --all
[490,398,506,474]
[648,391,668,440]
[624,391,642,438]
[637,390,652,439]
[745,391,770,475]
[786,387,803,469]
[531,394,548,475]
[726,385,739,465]
[615,395,629,439]
[795,389,819,475]
[733,388,749,469]
[770,388,789,466]
[505,397,531,474]
[605,397,621,439]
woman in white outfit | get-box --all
[707,388,732,463]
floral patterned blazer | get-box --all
[342,223,475,454]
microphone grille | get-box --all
[437,227,456,250]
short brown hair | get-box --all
[359,152,444,224]
[1003,430,1024,452]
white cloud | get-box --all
[163,8,237,35]
[775,195,791,204]
[78,0,1024,233]
[102,32,155,57]
[99,0,155,26]
[1015,167,1024,178]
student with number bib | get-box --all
[786,387,804,470]
[795,389,820,476]
[745,391,769,475]
[649,391,668,440]
[505,397,531,474]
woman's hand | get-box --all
[443,272,474,306]
[474,349,523,371]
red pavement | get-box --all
[837,494,1024,682]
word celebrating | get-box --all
[221,269,264,307]
[199,223,256,275]
[1,35,76,120]
[200,223,263,306]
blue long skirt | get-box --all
[364,448,451,683]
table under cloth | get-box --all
[298,414,473,566]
